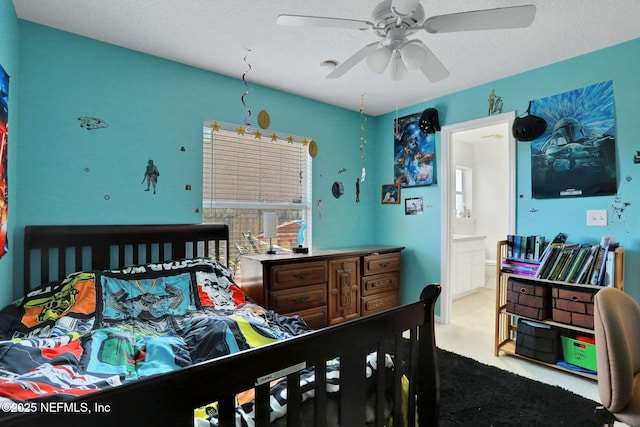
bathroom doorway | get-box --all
[439,112,516,324]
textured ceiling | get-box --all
[12,0,640,116]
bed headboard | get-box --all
[23,224,229,294]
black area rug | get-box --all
[437,348,601,426]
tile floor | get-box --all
[435,287,626,426]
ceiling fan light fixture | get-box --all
[390,0,419,17]
[389,51,408,81]
[399,41,428,70]
[366,46,392,74]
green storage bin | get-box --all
[561,336,597,371]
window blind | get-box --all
[202,121,313,277]
[203,122,311,208]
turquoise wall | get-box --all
[0,1,19,308]
[374,38,640,305]
[7,14,640,309]
[13,21,377,299]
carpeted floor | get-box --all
[437,348,602,426]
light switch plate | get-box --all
[586,210,607,226]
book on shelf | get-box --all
[501,257,540,276]
[603,244,618,287]
[535,242,563,279]
[591,236,618,286]
[556,244,580,281]
[505,234,545,261]
[563,244,592,283]
[547,243,579,281]
[521,234,619,285]
[574,244,600,284]
[512,235,522,259]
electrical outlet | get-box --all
[586,209,608,226]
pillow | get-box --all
[98,271,196,326]
[0,272,97,339]
[195,270,248,310]
[102,257,248,312]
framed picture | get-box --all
[530,80,616,199]
[405,197,424,215]
[381,184,400,204]
[394,112,436,188]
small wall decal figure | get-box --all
[611,195,631,233]
[142,160,160,194]
[78,117,108,130]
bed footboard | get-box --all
[1,284,441,427]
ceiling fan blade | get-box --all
[277,14,373,30]
[414,41,450,82]
[424,5,536,34]
[391,0,421,17]
[326,42,380,79]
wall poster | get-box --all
[0,64,8,259]
[394,112,436,187]
[530,80,617,199]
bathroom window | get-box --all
[455,166,472,218]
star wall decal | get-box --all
[210,122,221,132]
[236,126,246,135]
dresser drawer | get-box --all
[362,291,400,316]
[363,252,401,276]
[283,306,327,330]
[270,261,328,290]
[362,272,399,297]
[270,284,327,313]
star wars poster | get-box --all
[394,112,436,187]
[530,80,616,199]
[0,64,8,259]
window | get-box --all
[455,166,472,218]
[202,121,312,277]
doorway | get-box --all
[439,112,516,324]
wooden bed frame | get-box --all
[5,224,441,426]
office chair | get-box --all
[594,287,640,427]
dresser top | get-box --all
[240,245,404,264]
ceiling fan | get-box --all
[277,0,536,81]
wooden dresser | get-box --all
[240,246,404,329]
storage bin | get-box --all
[506,278,551,320]
[515,319,561,363]
[552,286,596,329]
[561,336,597,371]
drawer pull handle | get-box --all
[571,296,578,302]
[520,287,527,294]
[292,272,310,280]
[378,262,391,268]
[372,280,392,288]
[293,296,310,304]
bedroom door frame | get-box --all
[439,112,517,324]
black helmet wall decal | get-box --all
[512,101,547,141]
[419,108,440,134]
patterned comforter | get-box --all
[0,257,400,426]
[0,258,325,424]
[0,258,397,426]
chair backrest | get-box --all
[594,287,640,413]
